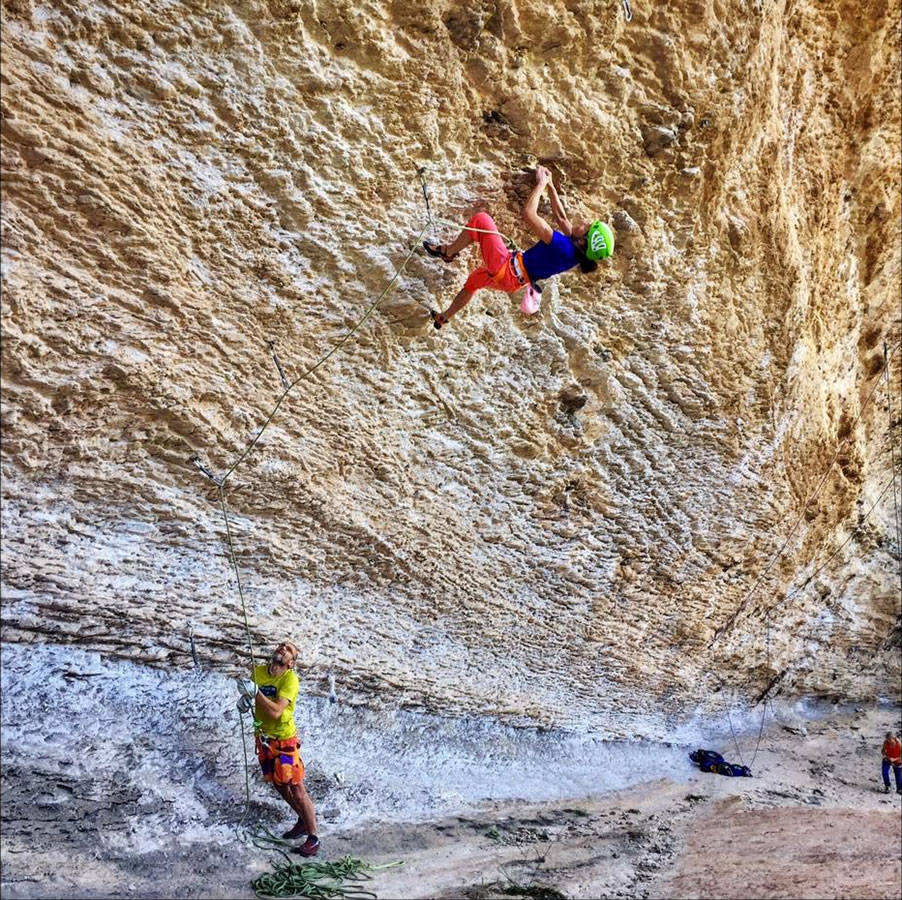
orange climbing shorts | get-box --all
[463,212,527,294]
[255,735,305,786]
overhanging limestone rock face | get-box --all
[1,0,900,729]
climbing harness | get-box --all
[509,251,530,287]
[483,249,531,293]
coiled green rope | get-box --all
[251,854,404,899]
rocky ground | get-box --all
[2,704,900,900]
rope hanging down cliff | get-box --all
[712,338,902,645]
[719,339,901,769]
[192,167,498,826]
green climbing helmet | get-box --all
[586,220,614,261]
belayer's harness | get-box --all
[257,734,298,750]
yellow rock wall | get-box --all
[2,0,900,730]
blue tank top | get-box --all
[522,231,579,281]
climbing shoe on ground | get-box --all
[282,820,306,840]
[294,835,321,857]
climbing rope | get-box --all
[730,478,898,768]
[720,339,901,767]
[727,482,891,768]
[757,477,897,623]
[251,855,404,900]
[431,215,520,252]
[225,227,429,817]
[234,713,255,831]
[194,169,452,831]
[196,162,898,823]
[884,341,902,557]
[219,224,431,484]
[726,474,899,768]
[220,481,262,830]
[712,339,902,644]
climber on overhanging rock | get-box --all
[423,165,614,329]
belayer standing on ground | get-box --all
[881,731,902,794]
[423,165,614,329]
[237,640,321,856]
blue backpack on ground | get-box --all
[689,749,752,777]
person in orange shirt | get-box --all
[881,731,902,794]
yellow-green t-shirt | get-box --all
[253,664,299,740]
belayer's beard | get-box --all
[271,652,285,666]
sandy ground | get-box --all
[2,705,901,900]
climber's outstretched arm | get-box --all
[547,181,573,237]
[522,166,554,244]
